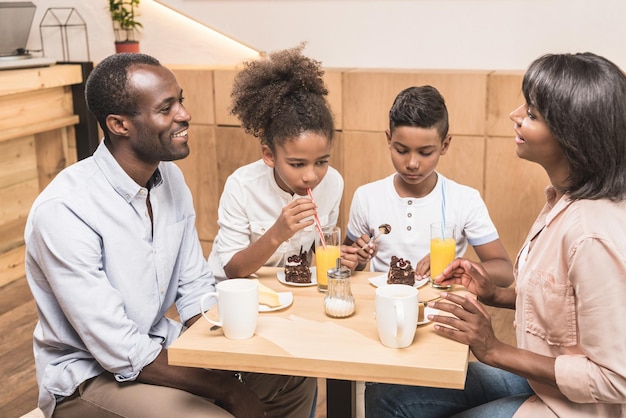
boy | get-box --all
[344,86,513,286]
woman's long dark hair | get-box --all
[523,52,626,201]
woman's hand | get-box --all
[429,293,503,364]
[433,258,497,304]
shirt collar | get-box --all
[266,163,297,200]
[544,185,573,226]
[93,141,163,203]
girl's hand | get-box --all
[429,293,502,364]
[272,198,316,243]
[433,258,496,303]
[414,253,431,280]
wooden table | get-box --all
[168,267,470,417]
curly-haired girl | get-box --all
[208,45,355,282]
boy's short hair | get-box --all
[389,85,449,139]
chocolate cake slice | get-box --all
[285,250,312,284]
[387,256,416,286]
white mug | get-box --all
[200,279,258,340]
[375,284,418,348]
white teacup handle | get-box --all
[394,301,405,340]
[200,292,222,327]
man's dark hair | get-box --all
[85,53,161,139]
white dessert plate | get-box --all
[259,292,294,312]
[417,307,438,326]
[276,267,317,287]
[368,274,429,289]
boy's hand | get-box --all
[414,253,431,279]
[353,233,377,260]
[340,245,361,270]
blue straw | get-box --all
[440,178,446,239]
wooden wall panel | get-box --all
[0,87,74,131]
[0,218,26,255]
[171,68,215,125]
[0,65,81,287]
[487,71,525,137]
[324,70,343,131]
[35,128,76,190]
[329,130,344,181]
[175,125,218,241]
[340,131,395,233]
[484,137,549,260]
[215,127,263,198]
[0,218,27,287]
[65,126,78,167]
[0,65,82,96]
[342,70,490,135]
[213,69,239,126]
[0,179,38,225]
[0,65,82,285]
[0,137,37,189]
[0,245,25,288]
[437,136,485,194]
[194,125,219,241]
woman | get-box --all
[365,52,626,417]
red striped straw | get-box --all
[307,188,326,249]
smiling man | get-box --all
[24,53,316,418]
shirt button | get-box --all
[124,194,130,200]
[407,213,412,218]
[140,189,147,195]
[408,200,413,205]
[407,226,412,231]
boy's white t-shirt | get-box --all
[208,159,344,281]
[346,172,498,273]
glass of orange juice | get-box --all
[430,223,456,290]
[315,226,341,292]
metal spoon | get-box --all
[361,223,391,251]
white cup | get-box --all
[200,279,258,340]
[375,284,418,348]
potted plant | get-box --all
[109,0,142,53]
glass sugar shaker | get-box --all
[324,258,355,318]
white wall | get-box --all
[9,0,626,70]
[11,0,260,66]
[157,0,626,70]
